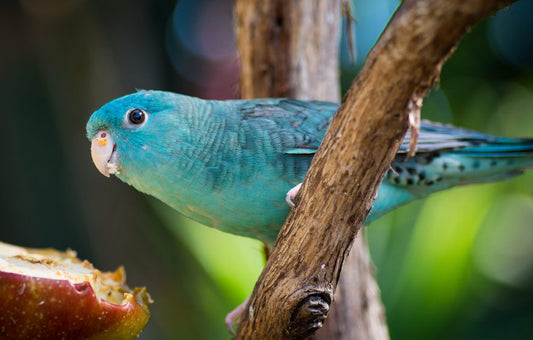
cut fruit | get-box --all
[0,241,152,340]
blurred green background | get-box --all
[1,0,532,339]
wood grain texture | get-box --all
[236,2,389,338]
[236,0,514,338]
[314,234,389,339]
[236,0,340,101]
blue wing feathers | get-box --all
[457,138,533,157]
[237,100,533,160]
[400,120,533,158]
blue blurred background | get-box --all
[1,0,532,339]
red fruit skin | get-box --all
[0,272,151,340]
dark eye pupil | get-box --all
[128,108,145,124]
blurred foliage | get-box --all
[0,0,532,339]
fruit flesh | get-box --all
[0,242,128,304]
[0,241,151,340]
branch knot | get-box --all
[287,292,332,338]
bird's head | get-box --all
[86,90,192,187]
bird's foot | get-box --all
[285,183,302,208]
[225,297,250,335]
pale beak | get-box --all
[91,130,120,177]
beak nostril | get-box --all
[100,132,107,138]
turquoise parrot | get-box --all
[87,90,533,245]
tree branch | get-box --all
[236,0,340,100]
[236,0,514,338]
[236,0,389,339]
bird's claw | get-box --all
[225,297,250,335]
[285,183,302,208]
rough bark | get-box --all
[315,235,389,339]
[236,0,340,100]
[236,0,389,339]
[236,0,514,339]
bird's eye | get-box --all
[127,108,146,125]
